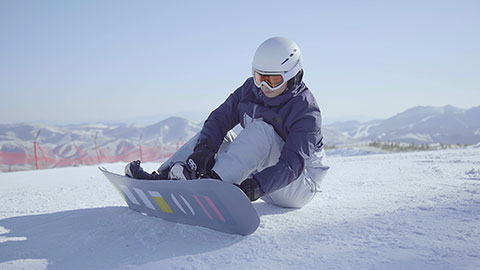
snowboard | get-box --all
[99,167,260,235]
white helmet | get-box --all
[252,37,303,90]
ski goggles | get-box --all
[252,60,302,91]
[253,71,285,90]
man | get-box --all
[126,37,329,208]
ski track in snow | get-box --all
[0,149,479,270]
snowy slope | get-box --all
[1,148,479,270]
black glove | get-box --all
[238,178,263,201]
[186,142,216,177]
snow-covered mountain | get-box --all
[0,117,202,172]
[0,117,200,149]
[2,105,480,172]
[324,105,480,145]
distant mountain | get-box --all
[1,117,199,147]
[324,105,480,145]
[2,105,480,172]
[0,117,202,172]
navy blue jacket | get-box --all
[197,77,323,194]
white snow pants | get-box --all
[158,120,329,208]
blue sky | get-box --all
[1,0,479,124]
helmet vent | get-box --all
[281,48,298,65]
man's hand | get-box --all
[238,178,263,201]
[186,142,216,177]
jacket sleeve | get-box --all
[196,84,244,152]
[254,110,323,194]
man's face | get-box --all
[261,83,287,98]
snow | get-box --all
[408,115,435,129]
[353,124,373,138]
[326,147,384,157]
[397,132,434,143]
[465,168,480,180]
[1,149,480,270]
[80,123,111,129]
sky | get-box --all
[1,0,479,124]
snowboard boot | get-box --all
[125,160,165,180]
[168,161,197,180]
[209,170,222,181]
[200,170,222,180]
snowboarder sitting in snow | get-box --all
[125,37,329,208]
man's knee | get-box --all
[261,177,316,208]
